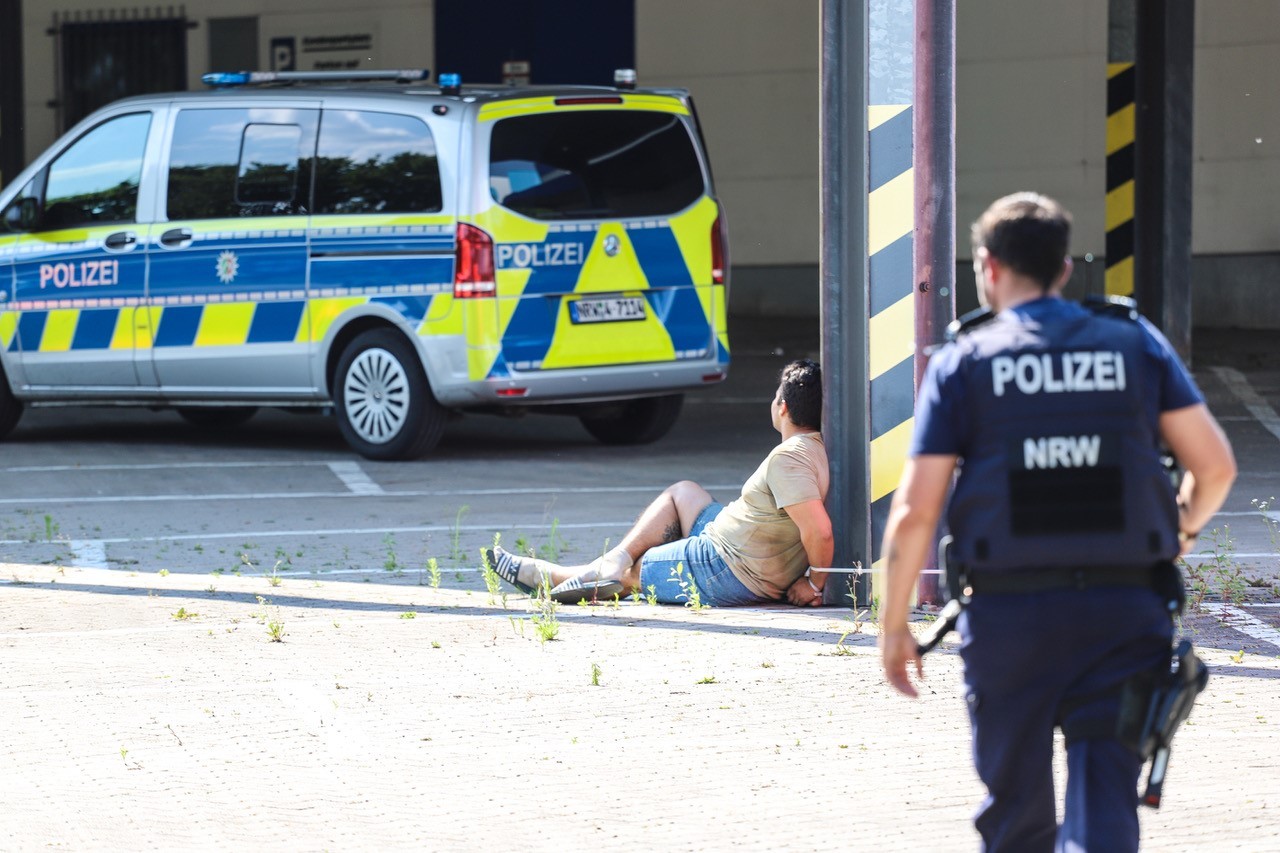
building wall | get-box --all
[11,0,1280,326]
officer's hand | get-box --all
[880,627,924,698]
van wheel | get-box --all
[0,368,23,440]
[177,407,258,428]
[334,328,444,460]
[580,394,684,445]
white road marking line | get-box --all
[1181,553,1279,560]
[0,520,636,547]
[0,483,738,507]
[69,540,108,569]
[1200,603,1280,648]
[1212,366,1280,443]
[326,461,384,495]
[0,461,345,473]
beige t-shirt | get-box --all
[704,431,829,599]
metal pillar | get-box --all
[1134,0,1195,361]
[912,0,955,605]
[819,0,869,606]
[0,0,24,185]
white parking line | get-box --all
[326,461,384,495]
[69,540,108,569]
[0,520,635,547]
[0,461,344,473]
[1200,603,1280,648]
[0,483,739,507]
[1212,366,1280,443]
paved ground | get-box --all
[2,317,1279,851]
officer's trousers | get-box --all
[958,584,1172,853]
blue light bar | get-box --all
[201,69,431,88]
[202,72,252,87]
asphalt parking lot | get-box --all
[2,317,1279,850]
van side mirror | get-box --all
[3,197,40,232]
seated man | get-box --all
[485,359,834,607]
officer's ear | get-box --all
[1049,256,1074,293]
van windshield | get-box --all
[489,110,705,221]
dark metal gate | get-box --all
[49,6,192,132]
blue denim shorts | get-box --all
[638,502,764,607]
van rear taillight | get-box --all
[454,223,496,298]
[711,212,726,285]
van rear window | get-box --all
[489,110,705,221]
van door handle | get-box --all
[160,228,193,247]
[104,231,137,251]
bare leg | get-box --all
[493,481,714,592]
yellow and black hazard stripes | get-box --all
[1106,62,1136,297]
[867,104,916,573]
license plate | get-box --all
[568,296,646,324]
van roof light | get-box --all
[201,69,430,88]
[439,73,462,96]
[614,68,637,89]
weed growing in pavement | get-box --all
[172,607,198,621]
[431,641,441,649]
[696,675,718,685]
[646,584,658,606]
[43,514,60,541]
[427,557,441,588]
[119,747,128,762]
[590,662,602,686]
[531,572,560,643]
[400,612,417,620]
[479,535,503,603]
[450,506,470,563]
[671,562,707,611]
[157,568,170,577]
[267,560,285,588]
[1254,497,1280,551]
[1231,648,1246,664]
[383,533,401,573]
[537,517,569,562]
[266,615,286,642]
[1186,526,1249,609]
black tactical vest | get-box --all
[945,299,1179,571]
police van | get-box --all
[0,69,729,459]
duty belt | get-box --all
[966,563,1163,595]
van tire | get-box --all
[0,368,23,440]
[580,394,683,446]
[177,407,258,428]
[334,329,444,460]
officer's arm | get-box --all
[1159,403,1237,550]
[879,454,957,697]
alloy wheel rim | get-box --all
[344,347,409,444]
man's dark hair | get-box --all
[779,359,821,430]
[970,192,1072,290]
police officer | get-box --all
[878,193,1236,851]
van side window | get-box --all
[313,110,442,214]
[489,111,705,220]
[41,112,151,229]
[167,108,318,219]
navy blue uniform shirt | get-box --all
[911,297,1203,459]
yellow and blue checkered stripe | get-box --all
[1106,61,1136,297]
[468,195,727,382]
[867,104,915,573]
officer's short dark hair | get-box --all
[970,192,1072,290]
[779,359,821,430]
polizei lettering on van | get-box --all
[495,241,586,270]
[39,259,120,289]
[991,351,1126,397]
[1023,435,1102,469]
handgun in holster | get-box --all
[1116,639,1210,808]
[916,535,966,656]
